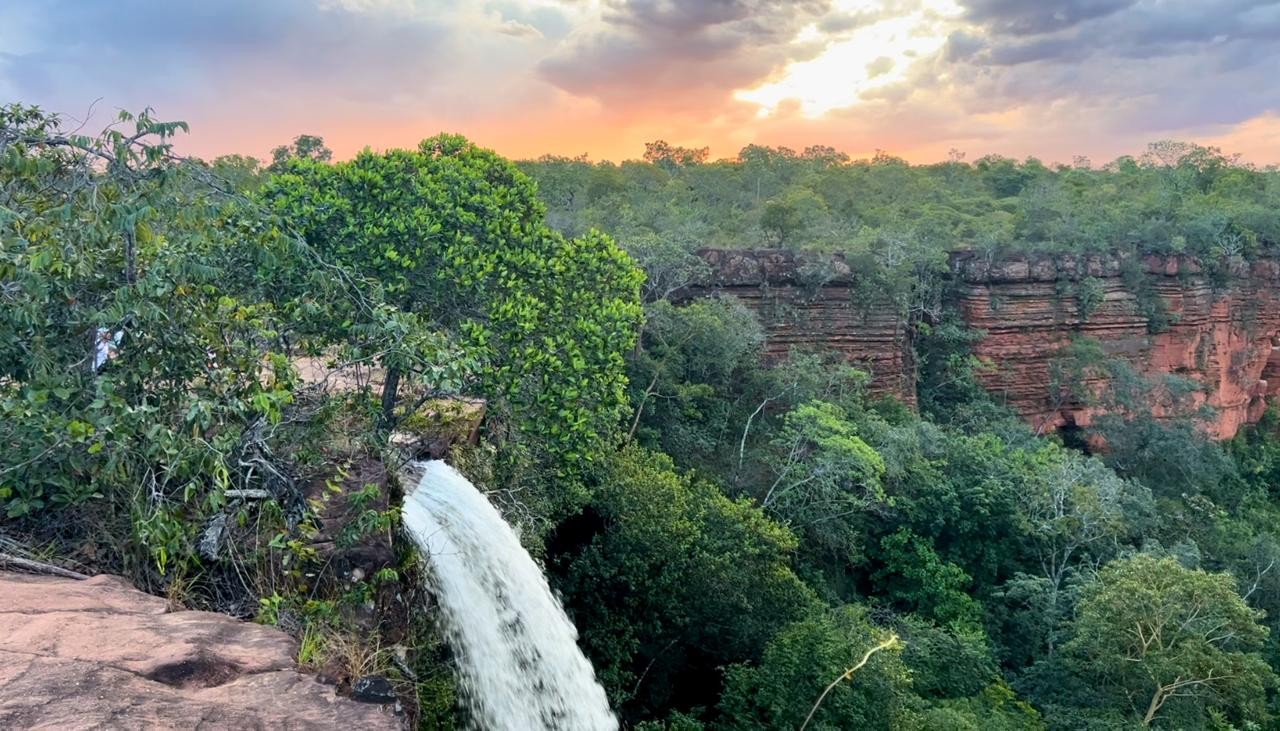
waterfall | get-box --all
[403,460,618,730]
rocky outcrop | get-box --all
[952,253,1280,439]
[0,571,398,730]
[680,249,917,406]
[691,249,1280,440]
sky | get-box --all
[2,0,1279,165]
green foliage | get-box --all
[1227,407,1280,500]
[523,141,1280,272]
[1074,276,1106,321]
[0,105,295,575]
[899,683,1045,731]
[761,186,828,247]
[549,445,819,723]
[873,529,983,628]
[626,297,766,466]
[643,140,710,169]
[1120,256,1176,332]
[264,136,644,473]
[760,400,886,561]
[915,314,998,422]
[0,105,473,626]
[1054,554,1274,728]
[268,134,332,172]
[898,617,1000,699]
[718,605,909,730]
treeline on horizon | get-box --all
[517,138,1280,265]
[8,106,1280,730]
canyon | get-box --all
[686,248,1280,440]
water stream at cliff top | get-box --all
[403,460,617,730]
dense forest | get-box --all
[7,104,1280,730]
[522,140,1280,258]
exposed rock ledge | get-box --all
[0,571,398,731]
[689,249,1280,440]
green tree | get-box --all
[0,105,449,584]
[208,154,264,193]
[718,605,908,731]
[626,297,765,464]
[549,446,818,724]
[1016,450,1153,655]
[263,136,643,469]
[268,133,332,171]
[872,529,983,629]
[1058,555,1273,727]
[761,400,886,561]
[643,140,709,170]
[760,186,828,247]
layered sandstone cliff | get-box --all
[952,253,1280,440]
[690,248,1280,440]
[681,249,916,406]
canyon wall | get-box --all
[682,248,917,407]
[688,248,1280,440]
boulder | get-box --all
[0,572,399,730]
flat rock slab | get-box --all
[0,572,399,730]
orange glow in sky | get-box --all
[4,0,1278,165]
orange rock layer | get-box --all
[953,252,1280,440]
[691,249,1280,440]
[683,249,917,406]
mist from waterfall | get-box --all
[403,460,617,730]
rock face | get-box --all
[681,248,917,406]
[0,571,399,731]
[952,253,1280,439]
[692,248,1280,440]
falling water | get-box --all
[403,460,618,730]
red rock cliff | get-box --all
[691,249,1280,440]
[681,249,916,406]
[952,252,1280,440]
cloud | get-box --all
[866,56,896,78]
[497,18,545,38]
[538,0,833,110]
[960,0,1136,36]
[1,0,1277,165]
[931,0,1280,136]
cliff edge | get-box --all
[690,249,1280,440]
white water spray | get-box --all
[403,460,617,730]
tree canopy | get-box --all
[10,107,1280,731]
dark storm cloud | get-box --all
[957,0,1280,62]
[935,0,1280,134]
[0,0,451,111]
[961,0,1135,35]
[538,0,832,108]
[943,31,985,61]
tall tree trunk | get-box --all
[123,227,137,285]
[380,366,401,431]
[1143,685,1167,726]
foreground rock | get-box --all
[0,571,398,730]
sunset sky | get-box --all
[3,0,1279,165]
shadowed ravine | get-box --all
[403,461,617,730]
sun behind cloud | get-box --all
[735,0,962,118]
